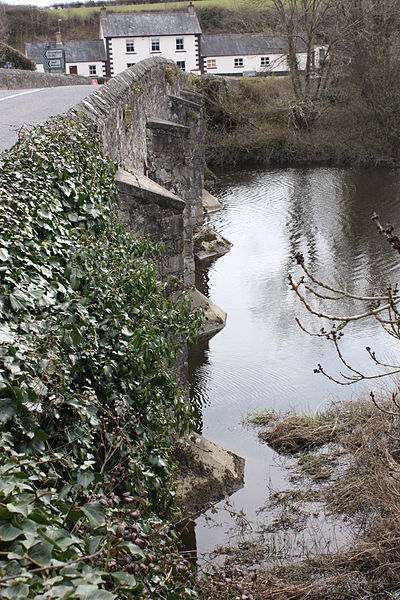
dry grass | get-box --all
[201,396,400,599]
[248,407,339,453]
[203,74,400,167]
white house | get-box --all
[201,33,317,76]
[99,7,202,77]
[25,39,106,78]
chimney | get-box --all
[56,19,62,46]
[100,5,106,19]
[188,1,195,15]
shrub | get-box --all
[0,41,35,70]
[0,115,200,597]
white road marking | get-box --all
[0,88,45,103]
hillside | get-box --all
[1,0,276,52]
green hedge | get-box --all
[0,42,35,70]
[0,115,200,598]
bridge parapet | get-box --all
[74,57,204,286]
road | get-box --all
[0,85,95,153]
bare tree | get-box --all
[339,0,400,146]
[251,0,400,131]
[0,3,9,44]
[266,0,349,128]
[289,214,400,387]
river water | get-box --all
[188,166,400,561]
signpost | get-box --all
[43,47,65,74]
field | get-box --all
[48,0,255,18]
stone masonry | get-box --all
[73,57,241,514]
[74,57,204,286]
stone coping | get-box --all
[146,117,190,133]
[168,94,202,110]
[116,168,185,212]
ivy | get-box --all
[0,115,201,597]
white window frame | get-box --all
[176,37,184,51]
[260,56,270,67]
[206,58,216,69]
[234,57,244,68]
[88,64,97,75]
[176,60,186,71]
[125,39,135,54]
[151,38,160,53]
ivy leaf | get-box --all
[77,471,95,490]
[148,455,169,469]
[112,571,138,590]
[81,502,105,530]
[6,501,31,518]
[0,397,18,423]
[0,523,22,542]
[88,535,103,554]
[75,585,115,599]
[69,268,81,291]
[1,582,30,599]
[28,540,53,567]
[117,541,144,558]
[0,325,15,344]
[0,247,9,262]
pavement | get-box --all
[0,85,95,153]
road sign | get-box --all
[43,47,65,73]
[43,48,64,60]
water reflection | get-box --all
[189,166,400,558]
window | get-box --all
[176,60,186,71]
[151,38,160,52]
[127,63,135,68]
[206,58,216,69]
[260,56,270,67]
[176,37,184,51]
[234,57,244,68]
[89,65,97,75]
[69,65,77,75]
[125,40,135,53]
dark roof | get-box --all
[201,33,306,57]
[25,40,106,64]
[100,10,201,38]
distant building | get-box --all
[100,6,202,77]
[25,40,106,78]
[201,33,319,76]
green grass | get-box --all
[48,0,262,18]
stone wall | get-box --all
[74,58,204,286]
[0,68,92,89]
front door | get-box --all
[69,65,78,75]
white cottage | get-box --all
[100,7,202,77]
[201,33,312,76]
[25,40,106,77]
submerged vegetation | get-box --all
[0,116,201,598]
[201,396,400,598]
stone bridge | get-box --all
[73,57,243,517]
[74,57,226,339]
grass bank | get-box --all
[200,395,400,598]
[48,0,254,19]
[199,75,400,169]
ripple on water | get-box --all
[191,166,400,559]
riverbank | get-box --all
[199,395,400,599]
[199,75,400,169]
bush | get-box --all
[0,115,200,597]
[0,42,35,70]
